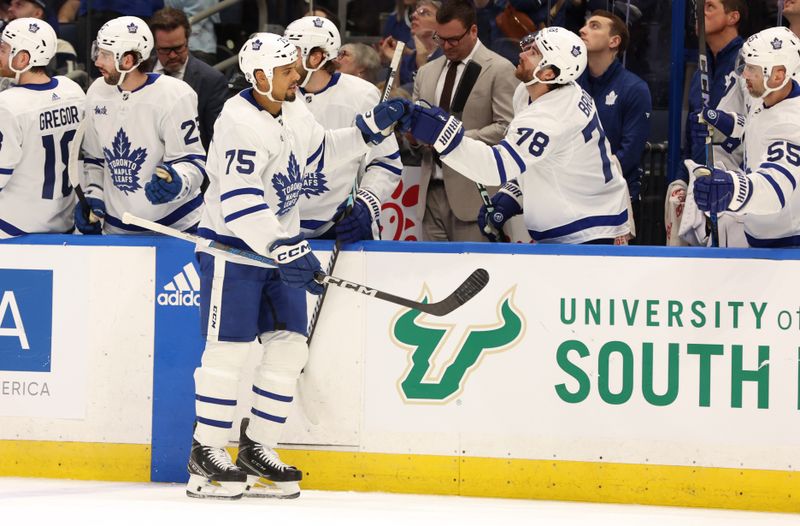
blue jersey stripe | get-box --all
[745,232,800,248]
[252,385,293,402]
[195,394,237,406]
[366,160,403,175]
[498,140,526,173]
[250,407,287,424]
[757,171,785,208]
[529,210,629,241]
[307,143,324,166]
[104,194,203,231]
[385,150,401,159]
[0,217,27,236]
[220,187,265,201]
[196,227,254,251]
[224,203,269,224]
[83,157,104,167]
[300,219,330,230]
[196,416,233,429]
[0,168,13,175]
[492,147,507,185]
[760,162,797,189]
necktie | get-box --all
[438,60,460,112]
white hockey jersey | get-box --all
[198,89,370,255]
[728,81,800,247]
[82,73,206,234]
[512,82,531,115]
[297,72,402,237]
[0,77,85,238]
[442,82,629,244]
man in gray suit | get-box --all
[150,7,229,151]
[412,0,518,242]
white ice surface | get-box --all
[0,477,796,526]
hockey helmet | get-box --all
[284,16,340,71]
[736,26,800,99]
[93,16,154,72]
[524,26,587,86]
[239,33,298,100]
[1,17,57,74]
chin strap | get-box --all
[253,82,279,102]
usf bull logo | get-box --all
[392,287,524,402]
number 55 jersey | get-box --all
[0,77,85,238]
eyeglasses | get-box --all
[156,42,188,56]
[432,26,470,47]
[336,49,352,59]
[414,7,435,17]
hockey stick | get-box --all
[121,212,489,316]
[67,119,100,224]
[306,40,406,343]
[452,61,511,243]
[696,0,720,247]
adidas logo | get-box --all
[51,93,60,101]
[157,262,200,307]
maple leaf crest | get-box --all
[272,153,303,216]
[301,170,330,198]
[103,128,148,195]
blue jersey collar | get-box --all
[299,72,341,96]
[117,72,160,94]
[15,77,58,91]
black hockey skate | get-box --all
[236,418,302,499]
[186,438,247,499]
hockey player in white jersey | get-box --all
[187,33,407,500]
[0,18,85,238]
[284,16,402,241]
[76,16,206,235]
[691,27,800,248]
[405,26,629,244]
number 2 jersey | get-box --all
[198,89,370,255]
[443,82,629,243]
[82,73,206,234]
[0,77,85,238]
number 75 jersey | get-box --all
[444,82,630,244]
[0,77,86,238]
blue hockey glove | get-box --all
[477,186,522,242]
[269,234,324,295]
[692,166,752,214]
[74,196,105,235]
[700,107,738,138]
[356,98,411,145]
[407,101,464,156]
[335,189,381,243]
[689,110,710,145]
[145,165,185,204]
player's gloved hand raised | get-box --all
[692,166,751,214]
[689,110,710,144]
[74,196,105,235]
[269,234,324,295]
[477,190,521,242]
[335,189,381,243]
[356,98,412,145]
[145,165,187,204]
[406,101,464,156]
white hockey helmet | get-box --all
[737,26,800,99]
[284,16,340,74]
[239,33,298,101]
[1,18,57,78]
[524,26,587,86]
[93,16,154,73]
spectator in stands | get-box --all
[578,10,651,213]
[165,0,217,66]
[149,7,228,152]
[412,0,518,241]
[785,0,800,37]
[336,42,382,84]
[383,0,415,43]
[381,0,442,89]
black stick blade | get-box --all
[414,268,490,316]
[450,61,482,116]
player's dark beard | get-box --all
[284,90,296,102]
[103,70,121,85]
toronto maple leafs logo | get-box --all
[313,18,324,28]
[127,23,138,34]
[251,39,262,51]
[605,90,617,106]
[272,153,303,216]
[103,129,147,195]
[301,170,330,198]
[571,45,582,57]
[771,37,783,50]
[28,23,39,33]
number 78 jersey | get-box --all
[0,77,86,238]
[443,82,630,244]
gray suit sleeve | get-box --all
[464,60,518,145]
